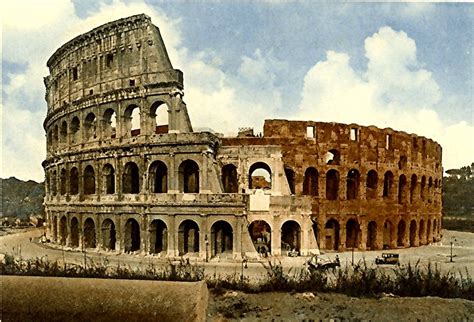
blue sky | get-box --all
[2,1,473,181]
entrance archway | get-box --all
[281,220,301,254]
[70,217,79,248]
[383,220,393,249]
[101,219,116,250]
[324,219,340,250]
[59,216,67,245]
[211,221,233,256]
[249,220,272,255]
[124,218,140,252]
[367,221,377,250]
[149,220,168,254]
[346,219,360,249]
[397,220,406,246]
[83,218,96,248]
[409,220,417,246]
[178,220,200,255]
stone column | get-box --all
[319,173,326,199]
[359,220,367,251]
[234,216,242,259]
[168,153,179,193]
[271,226,281,256]
[141,214,148,255]
[66,215,72,247]
[168,215,177,257]
[339,219,347,250]
[201,153,209,193]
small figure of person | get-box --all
[335,255,340,264]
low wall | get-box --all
[1,276,208,321]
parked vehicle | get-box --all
[375,253,400,265]
[307,254,340,271]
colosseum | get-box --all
[43,14,443,260]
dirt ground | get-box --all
[207,290,474,321]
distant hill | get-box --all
[1,177,45,220]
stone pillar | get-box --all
[115,215,122,253]
[319,173,326,199]
[339,220,347,250]
[271,227,281,256]
[201,153,209,193]
[66,216,72,247]
[360,174,367,200]
[168,215,177,257]
[141,214,148,255]
[234,216,242,259]
[359,220,367,251]
[339,172,346,201]
[96,216,103,250]
[168,153,179,193]
[116,160,123,201]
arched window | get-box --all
[83,218,96,248]
[367,221,377,250]
[281,221,301,253]
[397,220,406,246]
[124,218,140,252]
[70,116,80,144]
[222,164,238,193]
[249,220,272,254]
[60,168,67,195]
[84,113,97,140]
[83,165,95,195]
[326,169,339,200]
[325,219,340,250]
[428,177,433,202]
[303,167,318,196]
[284,167,296,195]
[149,161,168,193]
[346,169,359,200]
[101,219,116,250]
[366,170,378,199]
[179,160,199,193]
[346,219,360,249]
[325,149,340,165]
[178,220,199,255]
[398,175,407,204]
[103,164,115,194]
[70,217,79,247]
[383,171,394,198]
[420,175,426,200]
[211,221,233,256]
[51,170,57,196]
[124,105,140,137]
[122,162,140,194]
[150,101,169,134]
[149,220,168,254]
[53,125,59,146]
[60,121,67,144]
[70,167,79,195]
[103,108,117,138]
[249,162,272,190]
[410,174,417,203]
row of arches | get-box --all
[47,102,169,149]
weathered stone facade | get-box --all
[43,14,443,259]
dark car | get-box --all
[375,253,400,265]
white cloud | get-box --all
[298,26,473,170]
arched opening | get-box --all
[52,216,58,241]
[249,162,272,190]
[428,177,433,202]
[433,219,437,242]
[51,170,57,196]
[211,221,233,256]
[427,220,432,243]
[324,219,340,250]
[366,170,378,199]
[179,160,200,193]
[70,167,79,195]
[281,221,301,254]
[103,108,117,138]
[60,168,66,195]
[249,220,271,255]
[60,121,67,144]
[398,175,407,204]
[419,219,425,245]
[47,131,53,150]
[53,125,59,146]
[420,176,426,201]
[84,113,97,140]
[150,101,169,134]
[383,220,393,249]
[325,149,340,165]
[70,217,79,248]
[397,220,406,246]
[103,164,115,194]
[398,156,407,170]
[303,167,318,196]
[101,219,116,250]
[383,171,394,198]
[149,161,168,193]
[70,116,80,144]
[346,169,360,200]
[124,105,140,137]
[326,169,339,200]
[83,218,96,248]
[124,218,140,252]
[178,220,199,255]
[410,174,417,203]
[83,165,95,195]
[346,219,360,249]
[284,167,296,194]
[367,221,377,250]
[59,216,67,245]
[409,220,417,246]
[122,162,140,194]
[222,164,238,193]
[149,220,168,254]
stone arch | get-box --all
[383,220,394,249]
[84,112,97,140]
[102,164,115,194]
[419,219,425,245]
[249,162,272,190]
[122,162,140,194]
[70,217,80,248]
[149,219,168,254]
[346,219,360,249]
[346,169,360,200]
[409,220,417,246]
[428,177,433,202]
[178,219,200,255]
[150,101,169,134]
[326,169,339,200]
[211,220,233,256]
[397,220,406,247]
[249,220,272,254]
[83,165,95,195]
[70,167,79,195]
[59,216,67,245]
[124,218,140,252]
[284,167,296,194]
[303,167,318,196]
[398,175,407,204]
[324,219,340,250]
[103,108,117,138]
[124,105,140,137]
[420,176,426,201]
[60,168,67,195]
[222,164,238,193]
[70,116,80,144]
[410,174,417,203]
[149,161,168,193]
[383,171,394,198]
[83,218,96,248]
[101,219,116,250]
[367,221,377,250]
[366,170,378,199]
[179,160,200,193]
[281,220,301,254]
[60,121,67,144]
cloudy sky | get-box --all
[2,0,473,182]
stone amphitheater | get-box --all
[43,14,443,260]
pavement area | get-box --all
[1,228,473,279]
